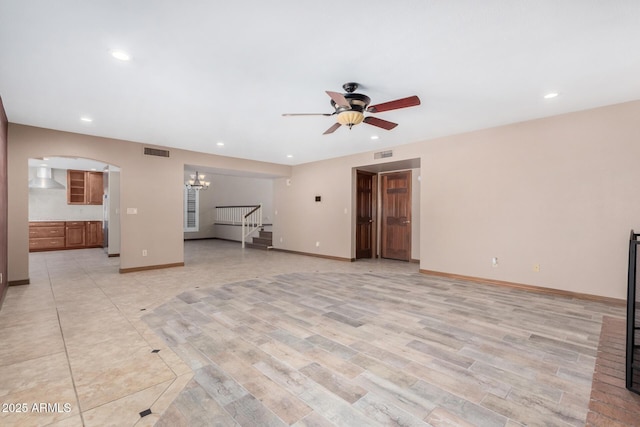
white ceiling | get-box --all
[2,1,639,166]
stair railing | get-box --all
[242,204,262,248]
[215,205,263,247]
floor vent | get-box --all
[143,147,170,157]
[374,150,393,159]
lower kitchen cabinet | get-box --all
[29,222,65,251]
[65,222,86,248]
[29,221,103,252]
[85,221,103,247]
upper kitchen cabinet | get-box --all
[67,170,103,205]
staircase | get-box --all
[245,229,273,250]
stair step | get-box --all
[252,237,272,246]
[259,230,272,238]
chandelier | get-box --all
[185,171,210,190]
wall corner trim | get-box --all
[419,269,625,306]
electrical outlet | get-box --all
[142,249,148,256]
[533,264,540,272]
[315,241,320,247]
[492,257,498,267]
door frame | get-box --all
[380,170,412,261]
[352,159,421,262]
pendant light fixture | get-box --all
[185,171,210,190]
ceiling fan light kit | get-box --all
[337,111,365,128]
[283,82,420,135]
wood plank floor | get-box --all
[145,266,628,426]
[1,240,635,426]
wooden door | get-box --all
[356,171,376,259]
[381,171,411,261]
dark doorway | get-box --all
[381,170,412,261]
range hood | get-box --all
[29,167,65,189]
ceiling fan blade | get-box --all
[323,122,342,135]
[367,95,421,113]
[326,91,351,109]
[363,116,398,130]
[282,113,333,116]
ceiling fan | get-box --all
[282,82,421,135]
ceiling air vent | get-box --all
[374,150,393,159]
[143,147,170,158]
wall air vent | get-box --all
[374,150,393,159]
[143,147,170,157]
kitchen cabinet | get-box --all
[67,170,86,204]
[29,221,103,252]
[65,222,86,248]
[85,221,103,247]
[87,173,103,205]
[29,222,65,251]
[67,170,103,205]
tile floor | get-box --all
[0,239,632,426]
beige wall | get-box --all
[272,155,422,260]
[273,157,354,258]
[8,124,290,281]
[9,100,640,299]
[417,101,640,299]
[273,101,640,299]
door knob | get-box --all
[403,220,411,224]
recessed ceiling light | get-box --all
[111,50,131,61]
[370,135,379,140]
[286,154,293,158]
[80,116,93,122]
[544,92,559,99]
[216,142,224,147]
